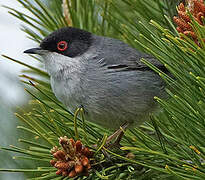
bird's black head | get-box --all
[39,27,92,58]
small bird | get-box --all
[24,27,167,143]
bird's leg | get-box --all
[105,122,129,148]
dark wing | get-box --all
[106,53,167,73]
[97,36,167,73]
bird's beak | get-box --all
[24,48,45,55]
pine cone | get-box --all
[50,136,93,178]
[173,0,205,46]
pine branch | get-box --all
[1,0,205,179]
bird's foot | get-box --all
[105,123,129,149]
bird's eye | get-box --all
[57,41,68,51]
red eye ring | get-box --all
[57,41,68,51]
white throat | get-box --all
[41,52,82,79]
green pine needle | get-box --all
[1,0,205,179]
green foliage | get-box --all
[0,0,205,179]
